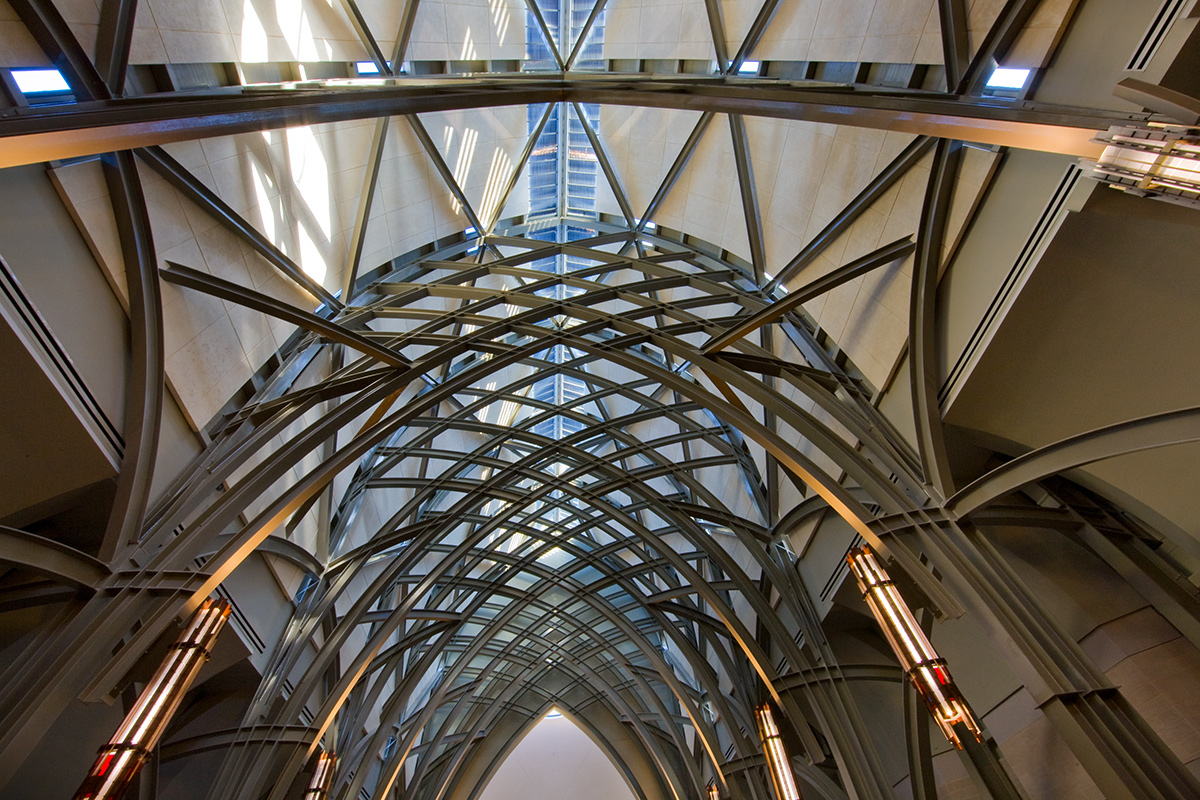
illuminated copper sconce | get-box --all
[73,599,232,800]
[847,546,982,748]
[304,752,337,800]
[707,782,721,800]
[754,704,802,800]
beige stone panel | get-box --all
[52,0,99,24]
[598,106,702,219]
[602,0,712,60]
[867,0,933,37]
[813,0,875,40]
[806,34,863,61]
[861,32,920,63]
[747,0,820,59]
[415,106,528,228]
[721,0,762,57]
[160,28,239,62]
[0,20,50,66]
[146,0,231,35]
[721,201,752,264]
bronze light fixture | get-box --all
[754,704,802,800]
[847,546,982,748]
[73,599,231,800]
[303,752,337,799]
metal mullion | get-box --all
[98,151,164,563]
[909,139,961,501]
[728,0,783,74]
[728,114,766,284]
[766,135,934,294]
[572,101,636,228]
[343,117,390,301]
[337,0,394,76]
[136,146,343,310]
[406,114,488,236]
[95,0,139,95]
[564,0,609,69]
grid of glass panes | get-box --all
[565,104,600,217]
[527,104,560,219]
[530,344,587,440]
[569,0,605,69]
[525,0,560,68]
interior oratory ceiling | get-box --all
[1,0,1200,800]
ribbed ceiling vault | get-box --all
[3,1,1199,800]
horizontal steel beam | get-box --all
[0,76,1139,168]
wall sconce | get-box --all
[754,704,802,800]
[847,547,983,749]
[1085,124,1200,209]
[707,782,721,800]
[304,752,337,800]
[73,599,231,800]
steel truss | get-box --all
[2,0,1200,799]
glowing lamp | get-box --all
[754,704,802,800]
[73,599,231,800]
[1085,124,1200,209]
[304,752,337,799]
[847,547,982,748]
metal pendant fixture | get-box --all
[303,752,337,800]
[1085,123,1200,208]
[72,599,231,800]
[847,547,983,748]
[754,704,802,800]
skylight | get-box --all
[355,61,396,75]
[986,67,1030,89]
[11,68,70,94]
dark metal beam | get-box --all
[958,0,1042,94]
[703,237,915,354]
[338,0,393,75]
[909,139,960,501]
[702,0,731,71]
[160,262,410,368]
[95,0,139,94]
[343,117,390,300]
[524,0,566,70]
[6,0,110,101]
[639,111,715,229]
[0,526,109,589]
[573,101,636,228]
[727,114,766,283]
[937,0,970,91]
[0,77,1131,169]
[948,406,1200,516]
[406,114,488,235]
[99,151,164,563]
[728,0,784,74]
[487,103,555,232]
[392,0,422,63]
[564,0,610,69]
[136,146,343,310]
[766,136,934,294]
